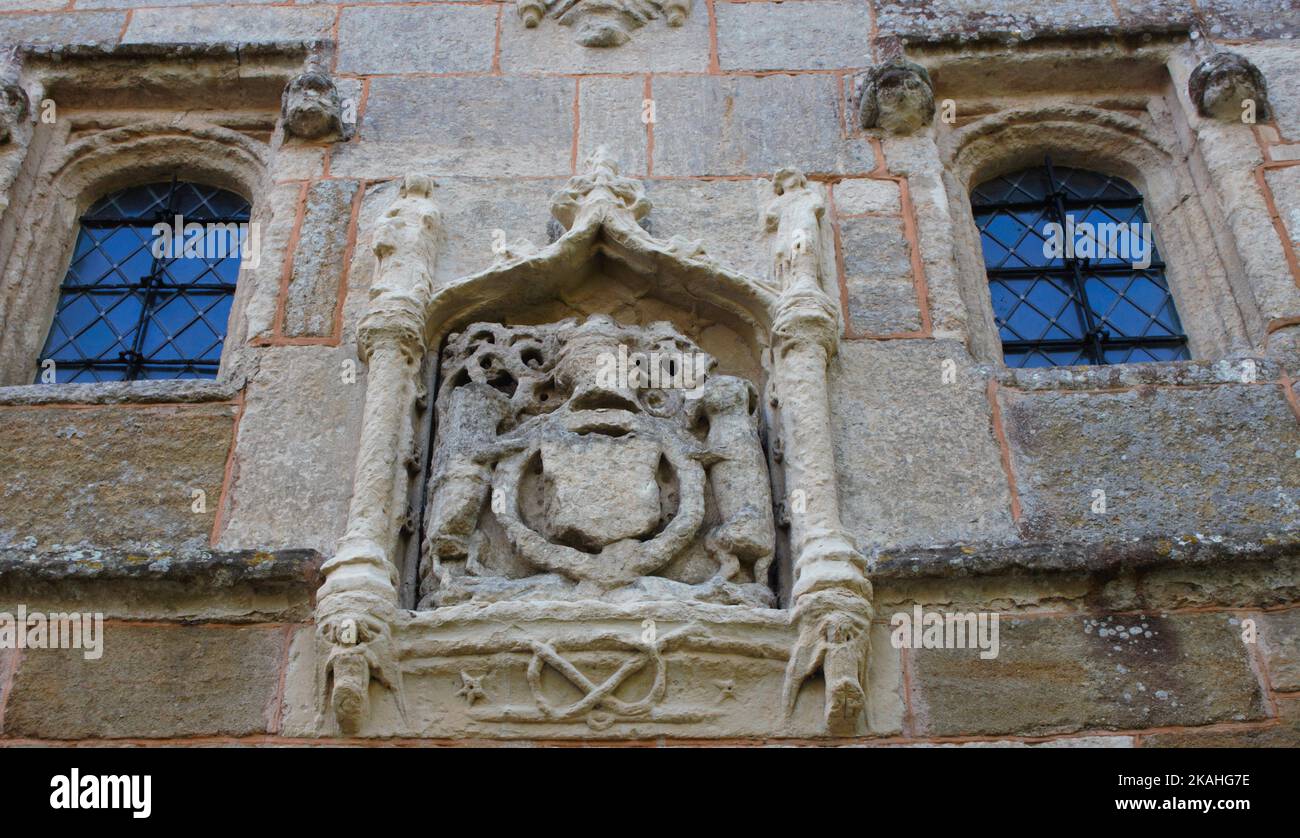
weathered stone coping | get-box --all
[16,41,330,62]
[872,530,1300,580]
[984,356,1287,391]
[0,546,321,589]
[0,379,242,406]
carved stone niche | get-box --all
[315,150,877,739]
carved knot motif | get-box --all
[419,314,776,608]
[518,0,693,47]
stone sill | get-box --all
[986,356,1284,392]
[0,378,242,407]
[0,545,320,587]
[871,529,1300,580]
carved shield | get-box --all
[540,434,663,550]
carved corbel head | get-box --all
[1188,51,1270,123]
[0,46,29,146]
[857,58,935,135]
[281,69,346,141]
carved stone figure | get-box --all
[315,174,442,734]
[857,58,936,135]
[0,47,28,146]
[1189,51,1270,122]
[517,0,693,47]
[281,70,346,141]
[419,315,775,608]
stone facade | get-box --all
[0,0,1296,746]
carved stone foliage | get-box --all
[281,70,346,141]
[1188,51,1270,123]
[517,0,692,47]
[420,315,775,609]
[857,58,935,135]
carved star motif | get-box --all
[455,671,487,706]
[714,679,736,703]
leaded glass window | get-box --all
[972,158,1190,368]
[37,179,250,383]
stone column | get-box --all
[315,175,441,734]
[762,168,874,734]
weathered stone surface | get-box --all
[893,735,1135,747]
[1197,0,1300,41]
[281,71,345,142]
[122,6,335,44]
[831,341,1016,552]
[499,3,711,73]
[1141,697,1300,747]
[1000,385,1300,543]
[0,11,124,46]
[716,1,873,71]
[337,6,498,75]
[833,178,901,216]
[0,403,235,551]
[1259,608,1300,691]
[651,75,875,176]
[579,77,649,177]
[874,0,1118,42]
[1265,165,1300,256]
[283,179,360,338]
[642,178,768,278]
[3,624,284,739]
[0,547,320,623]
[839,214,922,334]
[911,613,1269,737]
[243,182,310,342]
[1242,42,1300,141]
[331,77,575,179]
[217,347,365,556]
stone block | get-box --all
[1197,0,1300,41]
[999,384,1300,543]
[650,74,875,176]
[1142,696,1300,747]
[216,346,365,556]
[834,178,901,216]
[839,214,922,334]
[832,340,1016,553]
[716,1,873,71]
[579,76,649,177]
[283,179,360,338]
[330,77,575,179]
[911,612,1269,737]
[1260,608,1300,691]
[0,11,124,46]
[873,0,1118,42]
[122,6,335,44]
[336,6,498,75]
[0,403,235,551]
[2,623,285,739]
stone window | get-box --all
[36,179,251,383]
[972,157,1190,367]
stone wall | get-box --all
[0,0,1296,745]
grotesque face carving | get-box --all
[281,72,345,141]
[419,315,776,608]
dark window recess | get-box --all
[36,179,251,383]
[972,158,1190,368]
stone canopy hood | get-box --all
[315,147,879,740]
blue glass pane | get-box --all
[37,181,249,383]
